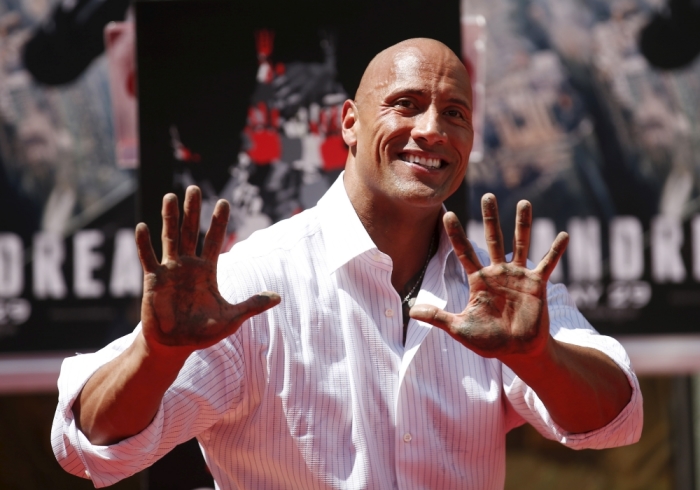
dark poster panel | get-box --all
[135,2,463,486]
[0,0,139,353]
[135,0,466,263]
[463,0,700,335]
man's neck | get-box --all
[348,192,441,294]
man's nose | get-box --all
[411,106,447,145]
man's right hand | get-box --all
[136,186,280,357]
[73,186,279,445]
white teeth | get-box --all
[402,154,441,169]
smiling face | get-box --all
[342,39,474,213]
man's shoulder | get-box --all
[220,206,323,266]
[216,207,326,301]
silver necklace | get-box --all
[401,232,436,308]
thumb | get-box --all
[229,291,281,325]
[409,304,454,332]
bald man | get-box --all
[52,39,642,489]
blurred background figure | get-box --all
[104,13,138,169]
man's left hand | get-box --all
[410,194,634,434]
[410,193,568,362]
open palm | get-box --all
[135,186,279,353]
[410,194,568,360]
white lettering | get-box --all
[567,217,602,281]
[567,282,603,309]
[74,230,105,298]
[0,233,23,298]
[607,281,652,309]
[609,216,644,281]
[110,229,142,297]
[0,298,31,325]
[33,232,67,299]
[651,215,686,283]
[5,298,30,324]
[530,218,562,283]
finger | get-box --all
[229,291,281,326]
[512,200,532,267]
[481,194,505,264]
[443,212,482,274]
[201,199,231,262]
[161,193,180,262]
[179,186,202,256]
[409,304,457,332]
[534,232,569,281]
[135,223,159,273]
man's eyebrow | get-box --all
[386,88,429,99]
[386,89,472,111]
[446,97,473,111]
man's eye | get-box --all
[395,100,415,109]
[446,109,465,119]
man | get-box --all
[52,38,642,489]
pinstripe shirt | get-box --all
[52,174,643,489]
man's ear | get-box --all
[341,99,358,147]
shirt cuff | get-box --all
[507,329,643,450]
[51,327,169,487]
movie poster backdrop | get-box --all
[463,0,700,335]
[3,0,698,356]
[137,0,700,339]
[0,0,466,355]
[0,0,138,353]
[135,2,467,279]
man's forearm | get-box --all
[73,333,191,446]
[501,336,632,434]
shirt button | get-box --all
[403,432,412,443]
[385,308,394,317]
[85,470,91,478]
[373,252,382,261]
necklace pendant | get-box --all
[407,297,416,308]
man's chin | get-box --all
[387,180,450,208]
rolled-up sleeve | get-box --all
[50,326,247,488]
[502,283,643,449]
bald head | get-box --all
[340,36,474,218]
[355,38,470,107]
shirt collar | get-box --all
[317,172,378,274]
[318,172,456,277]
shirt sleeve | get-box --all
[501,282,643,450]
[50,325,248,488]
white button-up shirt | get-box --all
[52,174,642,489]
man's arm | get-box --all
[499,337,631,433]
[410,195,632,434]
[73,186,279,445]
[73,331,189,445]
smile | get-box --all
[399,153,444,169]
